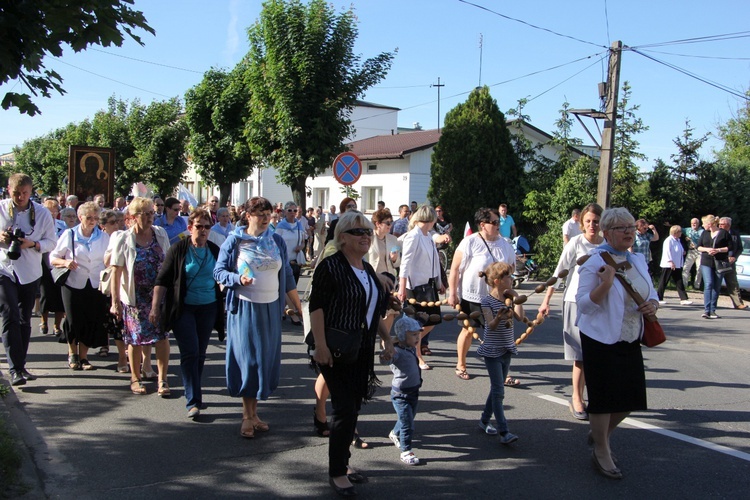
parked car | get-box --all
[735,235,750,294]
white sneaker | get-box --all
[388,430,400,449]
[400,451,420,465]
[658,301,667,305]
[479,421,498,435]
[680,300,693,305]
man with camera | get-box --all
[0,174,57,386]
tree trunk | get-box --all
[290,175,307,213]
[218,182,233,207]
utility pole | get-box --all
[432,77,445,131]
[597,40,622,208]
[478,34,483,87]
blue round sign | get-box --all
[332,152,362,186]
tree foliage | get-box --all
[242,0,395,210]
[611,81,649,212]
[185,67,255,205]
[0,0,154,115]
[428,86,523,245]
[716,90,750,168]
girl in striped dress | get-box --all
[478,262,524,445]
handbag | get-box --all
[411,277,438,303]
[600,252,666,348]
[99,266,113,296]
[323,327,363,364]
[713,235,732,275]
[51,229,75,286]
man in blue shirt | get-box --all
[682,217,703,290]
[497,203,517,239]
[154,197,188,245]
[391,204,411,238]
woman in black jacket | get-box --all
[309,211,395,496]
[151,209,223,418]
[696,214,731,319]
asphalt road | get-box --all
[2,279,750,499]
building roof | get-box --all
[353,99,400,111]
[347,129,441,160]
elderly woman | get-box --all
[213,197,302,437]
[109,197,171,395]
[309,210,394,496]
[448,207,516,380]
[576,207,659,479]
[152,209,222,418]
[398,205,446,370]
[275,201,308,283]
[538,203,603,420]
[60,207,78,229]
[154,196,188,246]
[657,225,691,305]
[210,207,235,240]
[39,199,66,337]
[696,214,731,319]
[99,209,128,370]
[50,202,110,370]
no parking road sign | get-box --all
[332,152,362,186]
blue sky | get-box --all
[2,0,749,168]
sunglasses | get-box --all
[381,220,392,226]
[155,204,164,207]
[192,224,211,230]
[344,228,373,237]
[346,204,357,209]
[287,209,298,213]
[484,220,500,226]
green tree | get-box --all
[716,90,750,168]
[243,0,395,210]
[611,81,649,212]
[1,0,154,115]
[428,86,523,244]
[185,67,255,205]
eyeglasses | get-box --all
[192,224,211,230]
[155,204,164,207]
[344,228,373,237]
[170,206,180,211]
[610,225,637,233]
[287,209,297,213]
[382,220,392,226]
[105,220,117,225]
[250,212,272,219]
[346,204,357,209]
[484,220,500,226]
[83,216,98,221]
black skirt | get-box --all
[39,255,64,313]
[580,332,647,414]
[61,281,109,348]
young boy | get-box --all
[384,315,423,465]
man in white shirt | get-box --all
[562,209,582,246]
[0,174,57,386]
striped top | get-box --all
[478,294,517,358]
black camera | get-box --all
[7,228,25,260]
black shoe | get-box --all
[19,369,36,381]
[329,477,357,497]
[346,471,368,484]
[10,371,26,386]
[591,451,622,479]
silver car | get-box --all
[735,235,750,293]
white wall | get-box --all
[348,105,398,141]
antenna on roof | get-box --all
[431,77,445,132]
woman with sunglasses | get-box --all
[108,197,171,395]
[447,207,516,381]
[309,210,394,496]
[538,203,604,421]
[154,196,188,246]
[368,208,401,335]
[50,202,110,371]
[214,197,302,437]
[150,209,222,418]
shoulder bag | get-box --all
[713,235,732,275]
[410,236,439,302]
[51,229,75,286]
[600,252,666,348]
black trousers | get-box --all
[657,267,688,301]
[319,361,362,477]
[0,275,40,374]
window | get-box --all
[361,186,382,213]
[367,163,377,171]
[237,181,253,203]
[313,188,329,211]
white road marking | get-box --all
[533,393,750,462]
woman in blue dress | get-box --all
[214,196,303,438]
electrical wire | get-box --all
[458,0,607,49]
[51,58,173,98]
[631,31,750,49]
[527,56,605,102]
[634,49,750,61]
[89,48,205,74]
[627,47,749,101]
[604,0,611,47]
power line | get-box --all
[634,49,750,61]
[627,47,749,101]
[457,0,607,49]
[604,0,611,47]
[631,31,750,49]
[527,56,605,102]
[51,58,173,98]
[89,48,205,74]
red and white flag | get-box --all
[463,221,472,237]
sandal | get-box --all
[418,362,431,370]
[504,376,521,387]
[98,346,109,357]
[157,381,171,398]
[240,418,255,439]
[68,354,81,370]
[313,409,330,437]
[352,432,369,449]
[116,365,129,373]
[455,369,471,380]
[253,418,269,432]
[130,380,146,395]
[79,358,95,371]
[420,345,432,356]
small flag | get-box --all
[464,221,473,237]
